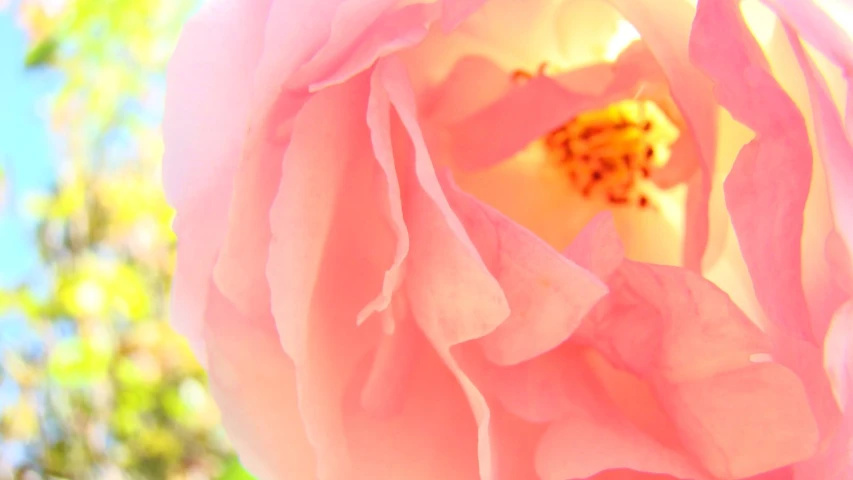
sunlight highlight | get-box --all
[604,19,640,62]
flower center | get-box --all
[545,99,679,209]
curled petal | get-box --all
[763,0,853,73]
[443,176,608,365]
[247,0,346,118]
[211,90,293,319]
[357,61,414,328]
[563,211,624,280]
[783,24,853,299]
[291,0,440,92]
[213,0,375,320]
[690,0,814,341]
[218,0,424,319]
[375,58,510,346]
[266,75,400,479]
[374,57,505,479]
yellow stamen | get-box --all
[545,99,679,208]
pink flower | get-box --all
[162,0,853,478]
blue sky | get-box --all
[0,8,62,385]
[0,10,59,462]
[0,9,59,289]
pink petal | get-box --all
[770,329,843,450]
[583,262,819,478]
[690,0,814,341]
[375,58,510,345]
[203,286,316,479]
[162,0,272,363]
[358,301,420,415]
[765,23,850,338]
[785,337,851,480]
[168,195,228,366]
[290,1,440,92]
[668,363,818,479]
[606,0,718,272]
[217,0,410,318]
[343,321,483,480]
[458,339,705,480]
[355,59,417,329]
[826,230,853,295]
[420,55,512,126]
[265,75,400,479]
[825,300,853,412]
[440,0,563,70]
[397,0,557,96]
[796,414,853,480]
[246,0,348,135]
[848,90,853,141]
[448,73,606,172]
[442,176,607,366]
[210,88,294,318]
[211,0,357,319]
[563,211,624,280]
[440,0,489,32]
[584,262,770,380]
[446,44,658,173]
[762,0,853,73]
[536,411,703,480]
[373,57,505,480]
[746,469,795,480]
[492,345,605,424]
[162,0,271,212]
[520,345,706,480]
[486,405,546,480]
[783,24,853,300]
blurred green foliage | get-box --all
[1,0,254,478]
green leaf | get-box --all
[47,337,113,387]
[217,457,257,480]
[24,37,60,69]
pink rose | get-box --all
[162,0,853,478]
